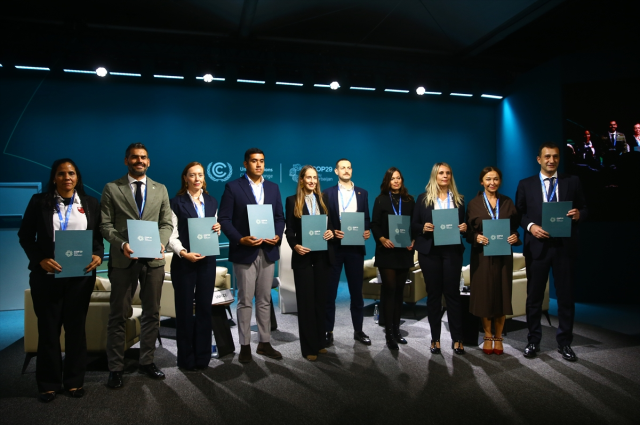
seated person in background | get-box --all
[629,123,640,151]
[575,130,600,168]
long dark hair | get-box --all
[176,162,209,196]
[45,158,86,212]
[379,167,413,201]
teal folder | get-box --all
[341,212,365,246]
[432,209,461,246]
[482,219,511,256]
[542,201,572,237]
[247,204,276,240]
[127,219,162,259]
[188,217,220,256]
[302,215,328,251]
[55,230,93,278]
[388,215,411,248]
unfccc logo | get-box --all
[207,162,233,182]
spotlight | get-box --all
[416,87,426,96]
[330,81,340,90]
[203,74,214,83]
[96,67,107,77]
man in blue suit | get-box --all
[323,159,372,346]
[516,142,587,362]
[218,148,285,363]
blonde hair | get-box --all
[294,165,328,218]
[424,162,463,207]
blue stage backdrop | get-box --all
[1,75,499,265]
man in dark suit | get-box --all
[323,159,372,346]
[515,142,587,362]
[218,148,285,363]
[575,130,600,168]
[601,120,628,159]
[100,143,173,388]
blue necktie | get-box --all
[546,177,556,202]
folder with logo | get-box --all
[542,201,572,237]
[432,209,460,246]
[482,219,511,256]
[388,215,411,248]
[247,204,276,240]
[302,215,327,251]
[55,230,93,278]
[341,212,365,246]
[188,217,220,256]
[127,219,162,259]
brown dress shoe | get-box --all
[256,342,283,359]
[239,344,253,363]
[305,355,318,361]
[318,348,328,354]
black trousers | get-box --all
[418,248,464,341]
[325,247,365,333]
[172,256,217,369]
[293,252,330,357]
[29,271,95,393]
[525,245,575,346]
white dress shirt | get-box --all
[337,181,358,217]
[247,175,264,205]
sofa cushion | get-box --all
[96,276,111,291]
[90,290,111,302]
[363,258,377,279]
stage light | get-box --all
[15,65,50,71]
[350,86,375,91]
[154,75,184,79]
[481,94,503,99]
[330,81,340,90]
[110,72,141,77]
[450,93,472,97]
[416,87,426,95]
[64,69,96,74]
[314,84,331,88]
[96,67,107,77]
[385,89,409,93]
[425,91,442,95]
[203,74,214,83]
[237,79,265,84]
[276,82,303,86]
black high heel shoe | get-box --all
[430,339,441,354]
[452,340,466,355]
[393,328,407,345]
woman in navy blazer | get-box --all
[411,162,467,355]
[18,158,103,402]
[168,162,221,370]
[285,165,335,361]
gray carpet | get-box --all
[1,300,639,425]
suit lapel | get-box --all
[203,194,216,217]
[240,176,257,205]
[43,206,54,238]
[183,193,198,218]
[117,176,140,218]
[330,186,340,220]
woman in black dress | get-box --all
[411,162,467,355]
[370,167,415,350]
[285,165,336,361]
[18,158,104,402]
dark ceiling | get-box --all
[1,0,635,95]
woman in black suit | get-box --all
[167,162,221,370]
[370,167,415,350]
[285,165,335,361]
[18,158,103,402]
[411,162,467,355]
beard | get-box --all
[128,163,148,177]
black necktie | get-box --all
[546,177,556,202]
[134,181,143,215]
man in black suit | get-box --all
[515,142,587,361]
[323,159,372,346]
[601,120,628,160]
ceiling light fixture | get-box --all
[416,87,426,95]
[330,81,340,90]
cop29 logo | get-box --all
[207,162,233,182]
[289,164,334,182]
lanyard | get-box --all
[436,192,451,209]
[339,185,355,212]
[192,197,205,218]
[539,173,558,203]
[56,191,76,231]
[245,173,264,204]
[389,192,401,215]
[133,181,147,217]
[482,192,500,220]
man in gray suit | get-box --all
[100,143,173,388]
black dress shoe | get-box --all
[67,387,85,398]
[38,392,56,403]
[558,345,577,362]
[354,331,372,345]
[238,344,252,363]
[430,339,441,354]
[107,371,124,389]
[138,363,165,380]
[452,341,466,355]
[523,343,539,358]
[393,328,407,344]
[325,332,334,347]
